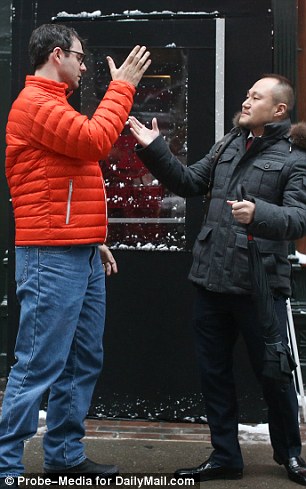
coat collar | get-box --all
[25,75,70,98]
[232,112,306,150]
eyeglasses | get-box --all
[62,49,86,65]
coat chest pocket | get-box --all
[213,150,237,189]
[247,159,284,197]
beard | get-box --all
[238,113,252,129]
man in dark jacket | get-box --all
[129,74,306,485]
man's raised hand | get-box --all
[107,45,151,87]
[129,116,160,148]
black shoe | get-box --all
[274,454,306,486]
[0,478,19,488]
[174,459,243,482]
[44,457,119,477]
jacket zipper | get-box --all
[66,179,73,224]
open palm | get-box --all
[129,116,160,147]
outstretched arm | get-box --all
[129,116,210,197]
[24,53,152,162]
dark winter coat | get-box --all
[136,118,306,296]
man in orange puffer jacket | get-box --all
[0,23,151,485]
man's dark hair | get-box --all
[261,73,295,115]
[29,24,85,70]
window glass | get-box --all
[81,48,188,250]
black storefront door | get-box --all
[51,12,267,422]
[7,3,273,423]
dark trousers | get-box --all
[193,287,301,469]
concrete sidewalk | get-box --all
[19,417,306,488]
[2,378,305,487]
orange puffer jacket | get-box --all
[6,75,136,246]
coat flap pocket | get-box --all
[218,149,237,163]
[235,233,287,255]
[197,225,214,241]
[253,160,284,172]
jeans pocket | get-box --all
[15,247,30,286]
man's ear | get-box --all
[274,103,287,118]
[50,47,62,64]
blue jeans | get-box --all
[0,246,106,476]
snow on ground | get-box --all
[238,423,270,443]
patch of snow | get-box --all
[296,250,306,264]
[123,10,220,16]
[55,10,220,20]
[37,425,47,435]
[239,423,269,434]
[56,10,102,18]
[124,10,173,15]
[39,410,46,420]
[111,243,183,252]
[238,423,270,444]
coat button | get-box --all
[264,163,270,169]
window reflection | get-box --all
[81,48,188,250]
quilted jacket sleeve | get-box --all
[12,80,135,161]
[135,135,211,197]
